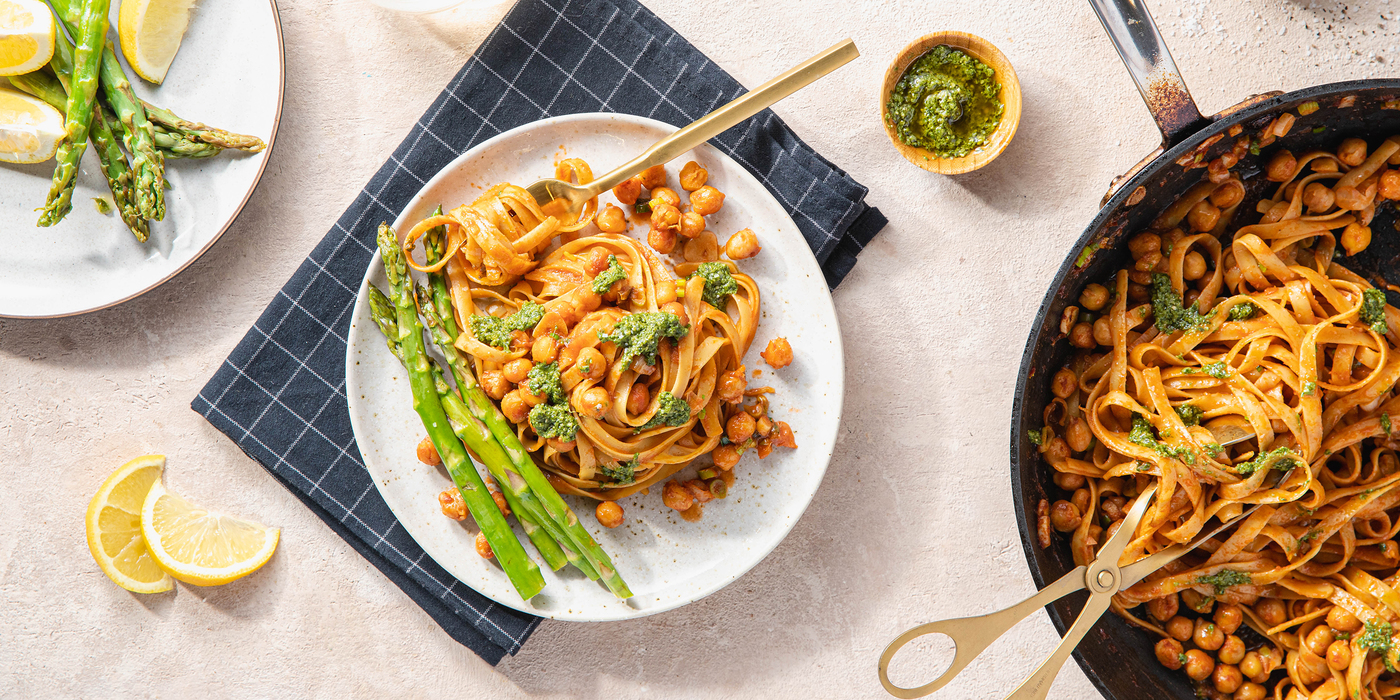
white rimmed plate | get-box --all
[345,113,842,621]
[0,0,283,318]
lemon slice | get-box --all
[0,0,54,77]
[86,455,175,594]
[142,477,279,586]
[0,85,64,164]
[118,0,196,84]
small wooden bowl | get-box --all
[880,32,1022,175]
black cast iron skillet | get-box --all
[1011,0,1400,698]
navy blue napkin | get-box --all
[194,0,885,664]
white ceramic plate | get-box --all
[0,0,283,318]
[345,114,844,621]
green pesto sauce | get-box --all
[600,455,640,485]
[470,302,546,349]
[636,391,691,433]
[528,403,578,441]
[599,311,688,370]
[1228,301,1259,321]
[1362,288,1389,334]
[1174,404,1204,426]
[691,262,738,309]
[591,255,627,295]
[1233,446,1300,476]
[884,45,1003,158]
[1151,273,1211,334]
[1360,620,1396,671]
[1129,415,1195,465]
[1195,569,1251,595]
[526,362,566,404]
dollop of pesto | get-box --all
[1233,446,1300,476]
[1360,620,1397,671]
[526,362,566,404]
[1195,569,1252,595]
[470,302,546,348]
[636,391,691,432]
[528,403,578,441]
[691,261,739,309]
[1174,404,1204,426]
[1228,301,1259,321]
[1129,415,1195,464]
[885,45,1003,158]
[1362,288,1389,334]
[599,311,688,369]
[599,454,640,485]
[1151,273,1211,334]
[591,255,627,294]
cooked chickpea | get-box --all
[689,185,725,216]
[679,161,708,191]
[1183,250,1208,280]
[579,386,611,419]
[683,230,719,262]
[651,201,681,231]
[1326,605,1362,633]
[1128,232,1162,261]
[638,164,667,190]
[648,224,677,254]
[1303,182,1335,212]
[1211,180,1245,209]
[1070,488,1091,514]
[1267,150,1297,181]
[1127,281,1150,303]
[481,369,510,400]
[662,480,694,511]
[532,335,559,364]
[1380,170,1400,200]
[597,203,627,233]
[1181,588,1213,614]
[1213,664,1243,694]
[417,436,441,466]
[1194,619,1225,651]
[1339,137,1368,167]
[771,421,797,449]
[649,187,680,209]
[724,227,761,260]
[503,358,533,384]
[1079,283,1110,311]
[1092,318,1112,346]
[612,176,643,205]
[509,330,532,351]
[1239,652,1264,683]
[1147,594,1179,622]
[1051,367,1078,398]
[546,437,575,452]
[1219,635,1246,665]
[678,211,705,239]
[1214,604,1243,635]
[657,301,689,329]
[717,369,747,403]
[1234,682,1266,700]
[727,411,757,444]
[1065,416,1092,453]
[1187,201,1221,232]
[1155,638,1185,670]
[1166,616,1194,642]
[1326,639,1351,671]
[1184,649,1216,682]
[1335,184,1372,211]
[584,246,612,276]
[1069,322,1095,349]
[1312,158,1340,173]
[595,501,624,528]
[755,415,773,438]
[626,381,650,416]
[1049,500,1082,532]
[1304,625,1334,656]
[1053,472,1086,493]
[438,488,467,520]
[712,444,741,471]
[501,390,530,423]
[1342,222,1372,256]
[575,347,605,381]
[1043,436,1070,463]
[761,337,793,368]
[474,531,494,559]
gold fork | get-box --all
[524,39,859,220]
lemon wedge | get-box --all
[0,85,64,164]
[86,455,175,594]
[118,0,196,84]
[0,0,54,77]
[142,477,279,586]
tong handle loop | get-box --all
[876,567,1088,699]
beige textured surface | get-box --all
[1,0,1395,697]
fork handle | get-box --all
[588,38,860,194]
[877,566,1087,699]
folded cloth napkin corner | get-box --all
[194,0,884,664]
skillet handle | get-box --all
[1087,0,1210,148]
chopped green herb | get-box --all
[1359,620,1396,672]
[636,391,691,432]
[599,311,689,369]
[1297,528,1322,553]
[690,261,739,309]
[1028,429,1044,446]
[634,199,651,215]
[1196,569,1252,595]
[1202,362,1230,379]
[1129,415,1195,464]
[1180,367,1200,375]
[1336,631,1352,641]
[599,455,640,485]
[1228,302,1259,321]
[1178,653,1189,666]
[1135,461,1152,472]
[1175,404,1204,426]
[1313,125,1328,134]
[591,255,627,294]
[1151,273,1212,334]
[1249,142,1261,156]
[1302,381,1318,397]
[469,303,546,349]
[526,362,566,404]
[1383,413,1393,436]
[1234,446,1301,476]
[1204,443,1224,457]
[528,403,579,441]
[1362,288,1389,334]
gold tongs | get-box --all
[878,483,1258,699]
